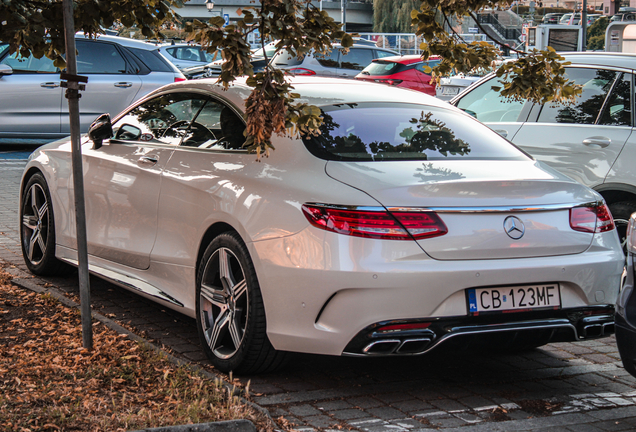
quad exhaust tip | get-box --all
[362,338,432,355]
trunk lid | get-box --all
[325,160,600,260]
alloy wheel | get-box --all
[199,247,249,359]
[21,183,49,266]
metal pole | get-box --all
[320,0,322,11]
[581,0,587,51]
[341,0,347,32]
[62,0,92,350]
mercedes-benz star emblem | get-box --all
[503,216,525,240]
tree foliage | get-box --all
[373,0,420,33]
[0,0,582,159]
[587,16,609,51]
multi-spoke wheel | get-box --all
[20,173,70,276]
[196,232,287,374]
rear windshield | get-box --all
[271,49,303,66]
[302,103,528,162]
[361,59,441,76]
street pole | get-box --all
[62,0,92,350]
[581,0,587,51]
[341,0,347,32]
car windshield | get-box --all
[302,103,528,162]
[0,44,8,58]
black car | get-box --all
[616,213,636,377]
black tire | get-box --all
[196,232,288,374]
[608,201,636,254]
[20,173,72,276]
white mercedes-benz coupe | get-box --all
[20,77,624,374]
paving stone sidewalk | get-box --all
[3,157,636,431]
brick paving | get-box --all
[3,153,636,431]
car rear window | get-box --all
[361,60,403,75]
[272,49,303,66]
[302,103,527,162]
[127,47,175,72]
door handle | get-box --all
[494,129,508,138]
[114,82,133,88]
[137,156,158,166]
[40,82,60,88]
[582,137,611,148]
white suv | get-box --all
[452,52,636,248]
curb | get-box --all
[130,419,256,432]
[9,275,277,431]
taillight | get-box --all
[301,204,447,240]
[570,203,615,233]
[374,79,403,85]
[287,68,316,76]
[175,77,186,82]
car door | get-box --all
[454,75,528,140]
[337,48,374,78]
[510,67,632,188]
[61,39,142,135]
[0,51,62,137]
[81,92,210,270]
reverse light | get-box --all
[287,68,316,76]
[570,203,615,233]
[301,204,447,240]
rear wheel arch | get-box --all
[196,222,241,279]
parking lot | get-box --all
[1,147,636,431]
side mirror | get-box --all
[0,64,13,76]
[88,113,113,150]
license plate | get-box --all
[442,86,460,95]
[467,284,560,313]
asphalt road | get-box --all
[2,154,636,431]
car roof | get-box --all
[75,33,161,51]
[153,76,451,112]
[560,52,636,69]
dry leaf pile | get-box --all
[0,268,271,432]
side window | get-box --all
[317,49,340,68]
[415,60,441,74]
[172,47,203,62]
[191,101,246,150]
[375,50,395,59]
[537,68,617,124]
[340,48,373,71]
[76,41,127,74]
[598,72,632,126]
[112,93,209,146]
[455,76,526,123]
[1,52,57,73]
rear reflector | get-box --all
[374,79,403,85]
[377,322,431,332]
[570,203,615,233]
[175,77,186,82]
[301,204,447,240]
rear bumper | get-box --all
[343,306,615,356]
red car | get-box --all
[355,55,441,96]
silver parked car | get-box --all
[0,34,185,139]
[271,43,399,78]
[452,52,636,249]
[156,42,222,70]
[20,76,622,374]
